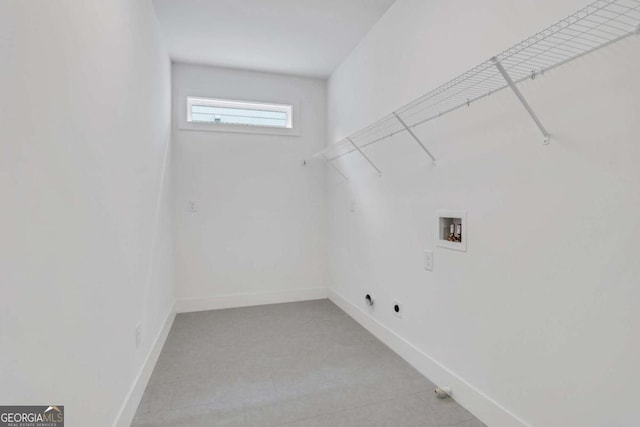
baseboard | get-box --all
[328,289,530,427]
[113,304,176,427]
[175,286,328,313]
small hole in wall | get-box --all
[365,294,374,306]
[393,301,402,317]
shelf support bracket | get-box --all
[493,57,550,145]
[347,138,382,176]
[392,112,436,163]
[322,153,349,183]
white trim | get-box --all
[328,288,531,427]
[176,287,327,313]
[113,305,176,427]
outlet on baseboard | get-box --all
[393,300,403,318]
[135,323,141,349]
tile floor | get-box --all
[132,299,486,427]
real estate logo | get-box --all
[0,405,64,427]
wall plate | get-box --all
[437,210,467,252]
[424,250,433,271]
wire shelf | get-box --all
[315,0,640,165]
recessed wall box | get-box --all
[437,210,467,251]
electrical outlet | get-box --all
[424,250,433,271]
[135,324,141,349]
[187,200,198,212]
[393,300,403,318]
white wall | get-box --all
[0,1,173,426]
[172,64,328,311]
[327,1,640,426]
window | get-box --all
[186,97,293,129]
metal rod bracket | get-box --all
[492,57,551,145]
[347,138,382,176]
[392,112,436,163]
[322,153,349,183]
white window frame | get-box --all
[178,89,300,137]
[187,97,293,129]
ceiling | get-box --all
[151,0,396,78]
